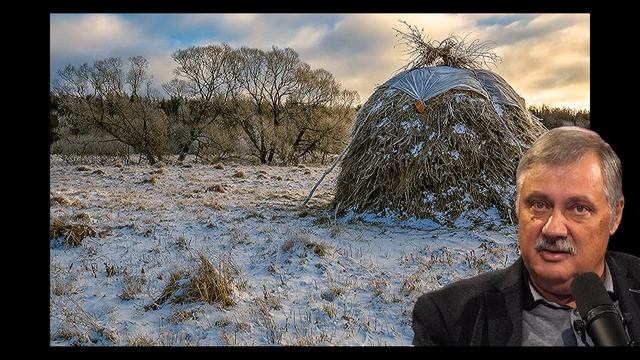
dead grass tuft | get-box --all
[322,304,337,318]
[128,335,159,346]
[232,170,246,178]
[306,242,328,256]
[207,184,226,193]
[50,218,104,246]
[281,230,330,257]
[168,309,198,324]
[51,278,78,296]
[146,254,238,309]
[175,236,189,250]
[175,254,236,306]
[145,271,188,311]
[50,195,82,208]
[120,272,146,300]
[204,199,227,210]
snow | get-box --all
[452,123,467,134]
[376,117,390,128]
[50,156,521,346]
[368,100,384,118]
[491,96,504,117]
[410,142,424,157]
[400,119,423,132]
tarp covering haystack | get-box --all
[332,23,547,225]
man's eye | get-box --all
[574,205,590,214]
[532,201,546,210]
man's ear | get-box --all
[609,200,624,235]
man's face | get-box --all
[517,152,623,295]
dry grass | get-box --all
[203,199,227,210]
[53,299,119,345]
[150,167,165,175]
[73,212,92,222]
[128,335,159,346]
[207,184,226,193]
[168,309,198,324]
[51,277,78,296]
[465,249,488,274]
[146,254,238,309]
[176,254,236,306]
[50,218,102,246]
[175,236,189,250]
[400,264,425,296]
[281,230,330,256]
[232,170,246,178]
[50,195,82,207]
[104,262,117,277]
[306,241,328,256]
[371,278,389,298]
[322,304,337,318]
[120,272,146,300]
[394,20,501,71]
[145,271,187,311]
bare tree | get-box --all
[280,65,358,164]
[163,44,236,162]
[53,56,169,165]
[228,46,304,164]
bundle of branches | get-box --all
[394,20,501,71]
[333,82,546,226]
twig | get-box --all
[301,146,349,208]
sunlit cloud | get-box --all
[50,13,589,110]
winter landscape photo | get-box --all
[49,14,590,346]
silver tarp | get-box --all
[383,66,528,112]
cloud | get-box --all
[50,13,589,109]
[51,14,149,57]
[50,14,173,87]
[487,14,590,109]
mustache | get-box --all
[534,236,577,255]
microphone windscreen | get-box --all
[571,272,613,318]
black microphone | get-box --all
[571,272,631,346]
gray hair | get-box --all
[515,126,623,218]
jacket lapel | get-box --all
[485,258,525,346]
[607,253,640,342]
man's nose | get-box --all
[541,209,568,239]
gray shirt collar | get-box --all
[528,261,614,307]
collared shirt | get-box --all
[521,263,618,346]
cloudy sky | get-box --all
[50,13,589,110]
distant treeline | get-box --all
[529,105,590,129]
[50,44,358,166]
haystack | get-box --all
[332,25,546,225]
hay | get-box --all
[50,218,99,246]
[394,20,501,71]
[333,85,546,225]
[145,254,237,310]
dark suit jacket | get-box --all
[412,251,640,346]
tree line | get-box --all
[50,44,359,165]
[529,105,590,130]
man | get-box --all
[412,127,640,346]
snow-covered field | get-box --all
[49,156,521,346]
